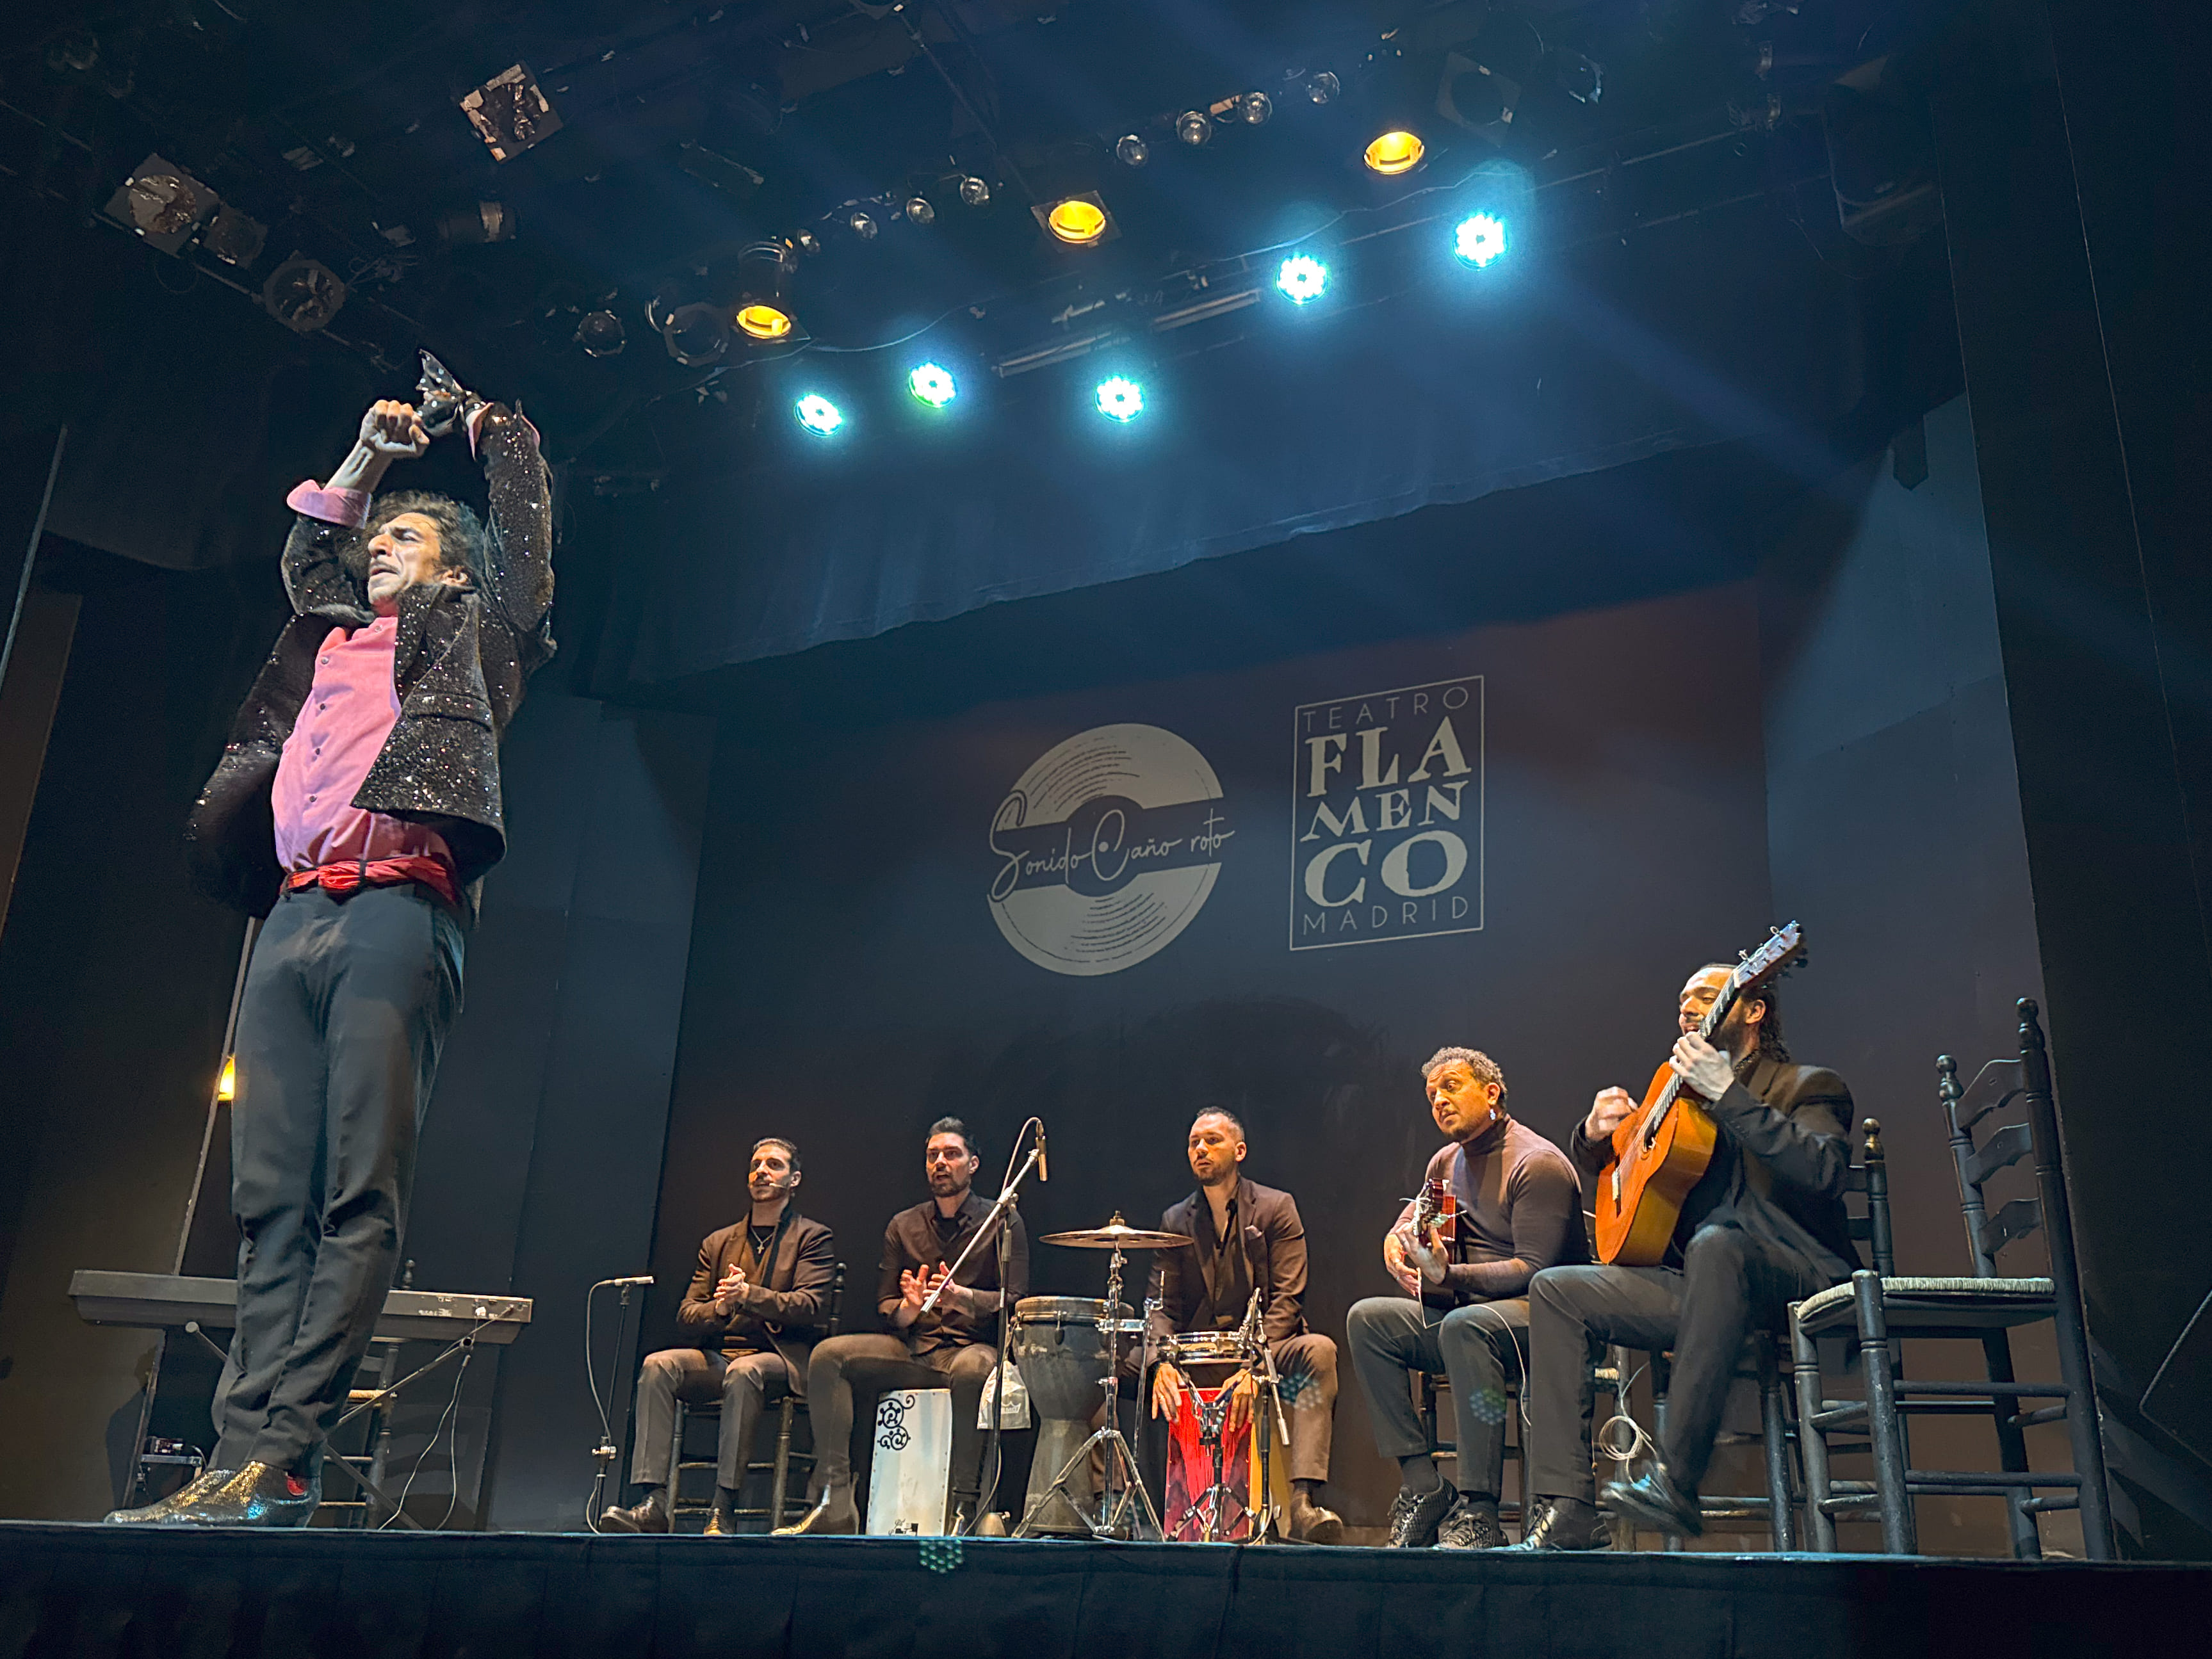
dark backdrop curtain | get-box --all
[605,204,1864,683]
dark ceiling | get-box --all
[4,1,1926,487]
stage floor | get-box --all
[2,1523,2206,1659]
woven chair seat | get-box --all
[1794,1276,2053,1336]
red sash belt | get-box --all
[284,855,459,911]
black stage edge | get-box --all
[3,1526,2209,1659]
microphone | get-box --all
[1036,1124,1049,1184]
[601,1275,655,1287]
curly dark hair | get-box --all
[1695,963,1793,1062]
[363,490,491,592]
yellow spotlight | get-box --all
[1046,197,1109,245]
[1364,130,1426,175]
[217,1055,237,1103]
[735,302,794,341]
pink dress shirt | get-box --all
[270,615,454,876]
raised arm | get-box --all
[469,402,555,651]
[281,400,428,613]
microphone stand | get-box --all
[919,1141,1039,1535]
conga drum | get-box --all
[1159,1332,1290,1543]
[1011,1296,1109,1534]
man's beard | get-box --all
[928,1172,969,1199]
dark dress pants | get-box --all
[214,884,464,1471]
[1347,1295,1527,1499]
[1525,1223,1829,1502]
[803,1334,999,1503]
[629,1347,793,1489]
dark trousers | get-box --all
[1525,1224,1828,1503]
[803,1334,998,1502]
[629,1347,793,1489]
[214,885,464,1471]
[1347,1295,1527,1499]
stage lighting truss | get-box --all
[1274,254,1329,304]
[907,363,958,409]
[795,394,844,435]
[1094,376,1145,422]
[1452,211,1508,268]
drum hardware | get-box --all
[1164,1290,1287,1544]
[1015,1213,1188,1541]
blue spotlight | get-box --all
[1452,211,1508,268]
[793,393,843,435]
[1275,253,1329,303]
[907,362,957,408]
[1094,376,1145,422]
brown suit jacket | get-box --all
[1147,1176,1309,1348]
[674,1211,837,1396]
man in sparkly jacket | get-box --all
[108,356,555,1526]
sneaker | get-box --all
[1385,1481,1454,1548]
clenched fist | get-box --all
[359,400,430,459]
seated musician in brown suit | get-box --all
[1146,1108,1344,1543]
[1511,966,1857,1549]
[601,1137,836,1534]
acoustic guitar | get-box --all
[1593,922,1805,1266]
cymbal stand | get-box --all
[1014,1243,1162,1541]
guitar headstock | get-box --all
[1731,921,1805,992]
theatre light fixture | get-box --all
[459,64,563,163]
[734,239,799,341]
[1275,254,1329,303]
[1364,129,1426,175]
[105,154,216,255]
[1037,191,1114,247]
[907,363,958,408]
[1452,211,1508,268]
[1094,376,1145,422]
[795,394,844,435]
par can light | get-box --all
[794,394,843,435]
[1363,130,1425,175]
[1452,211,1508,268]
[1116,134,1150,167]
[1095,376,1145,422]
[907,363,958,408]
[1275,254,1329,303]
[1046,197,1109,245]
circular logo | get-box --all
[988,723,1234,976]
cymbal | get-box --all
[1041,1211,1192,1250]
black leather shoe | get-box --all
[105,1467,238,1525]
[1384,1482,1454,1548]
[1506,1496,1611,1551]
[165,1461,320,1527]
[1435,1494,1508,1551]
[599,1491,672,1534]
[1601,1464,1704,1539]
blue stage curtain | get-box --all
[609,205,1862,682]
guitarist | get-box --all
[1511,964,1857,1549]
[1346,1048,1586,1550]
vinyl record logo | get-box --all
[988,724,1234,976]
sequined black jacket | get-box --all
[185,406,555,920]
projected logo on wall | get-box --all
[1292,677,1483,950]
[988,724,1235,976]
